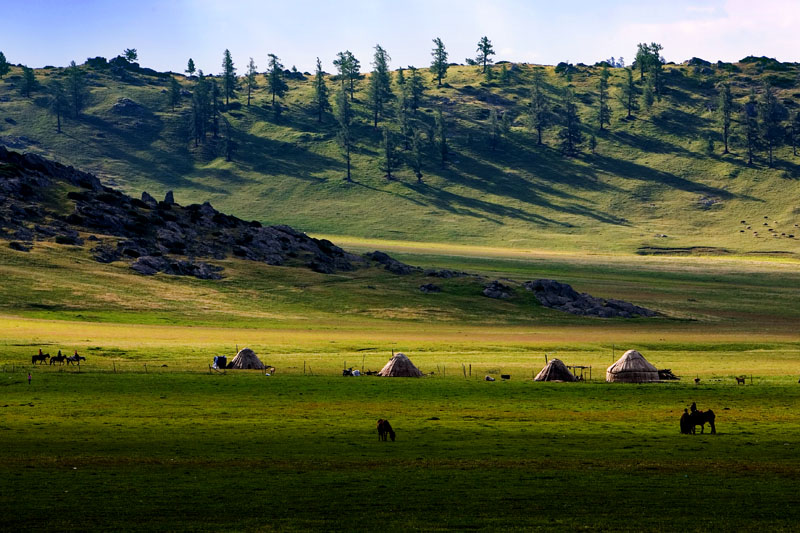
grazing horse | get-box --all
[50,354,67,365]
[32,352,50,365]
[735,376,746,385]
[66,355,86,365]
[687,409,716,434]
[377,419,396,442]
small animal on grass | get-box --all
[32,349,49,365]
[735,376,746,385]
[377,419,396,442]
[66,355,86,365]
[694,377,701,384]
[687,407,716,434]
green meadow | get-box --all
[2,240,800,531]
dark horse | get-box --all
[377,419,396,442]
[66,355,86,365]
[50,354,67,365]
[687,409,716,434]
[32,352,50,364]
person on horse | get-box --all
[690,402,698,414]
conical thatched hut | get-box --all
[229,348,266,370]
[606,349,659,383]
[534,358,578,382]
[378,352,423,377]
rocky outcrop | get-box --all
[366,251,420,275]
[419,283,441,294]
[0,146,361,279]
[483,280,513,299]
[524,279,657,318]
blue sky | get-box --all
[2,0,797,74]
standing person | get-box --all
[27,372,31,385]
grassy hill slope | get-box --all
[2,57,800,253]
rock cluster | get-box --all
[524,279,657,318]
[483,280,514,299]
[365,251,420,275]
[0,146,360,279]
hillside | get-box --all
[1,55,800,254]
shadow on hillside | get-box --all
[611,130,697,158]
[591,154,749,199]
[654,108,707,139]
[64,114,227,194]
[234,130,338,182]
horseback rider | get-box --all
[690,402,698,414]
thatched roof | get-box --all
[378,352,423,377]
[606,349,659,383]
[229,347,266,370]
[534,358,578,382]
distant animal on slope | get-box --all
[32,352,49,365]
[687,409,716,434]
[735,376,746,385]
[377,419,395,442]
[66,355,86,365]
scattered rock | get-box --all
[110,97,147,116]
[524,279,657,318]
[141,191,157,208]
[366,251,419,275]
[483,280,513,299]
[8,241,30,252]
[164,190,175,204]
[419,283,441,294]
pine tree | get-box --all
[635,43,649,81]
[0,51,10,79]
[312,57,330,122]
[335,86,354,181]
[368,44,393,128]
[759,81,785,168]
[222,116,234,162]
[169,76,181,111]
[411,128,423,182]
[185,58,196,77]
[431,37,448,87]
[742,89,758,165]
[210,78,220,137]
[648,43,664,97]
[123,48,138,63]
[528,68,550,145]
[333,51,360,102]
[488,108,501,151]
[407,66,424,113]
[380,127,398,179]
[190,72,210,146]
[435,107,448,165]
[589,134,597,154]
[48,80,68,133]
[20,66,37,98]
[558,87,582,156]
[641,76,655,111]
[245,58,258,107]
[396,67,405,86]
[618,67,637,119]
[267,54,287,108]
[499,63,510,85]
[395,86,410,149]
[475,36,494,73]
[221,49,236,106]
[597,65,611,130]
[66,60,86,118]
[718,83,733,154]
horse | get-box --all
[66,355,86,365]
[377,419,395,442]
[50,354,67,365]
[735,376,746,385]
[687,409,716,434]
[32,353,50,365]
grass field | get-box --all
[2,240,800,530]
